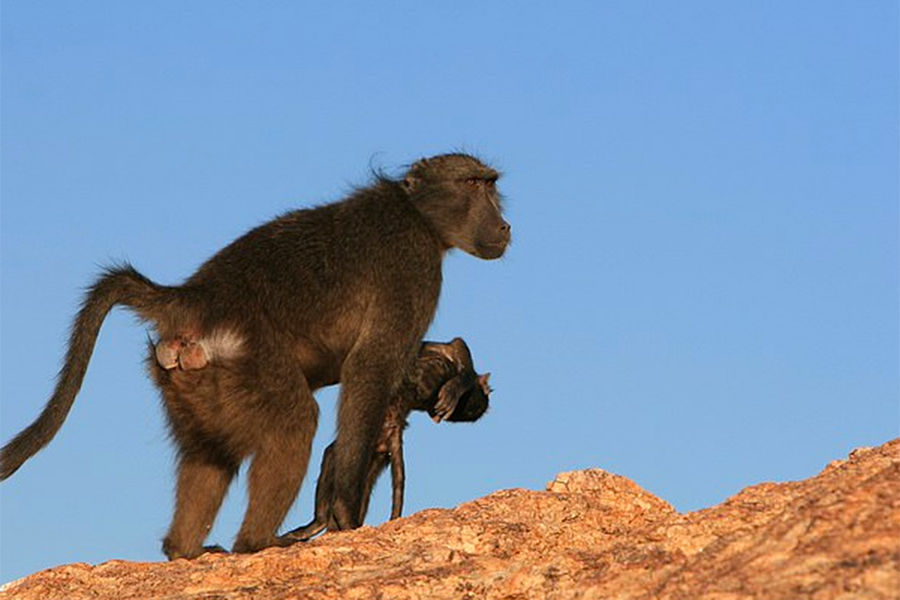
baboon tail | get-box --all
[0,264,174,480]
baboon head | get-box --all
[404,153,511,259]
[444,373,491,422]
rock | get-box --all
[3,439,898,599]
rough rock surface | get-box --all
[3,439,898,599]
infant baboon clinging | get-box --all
[1,153,509,559]
[153,333,491,538]
[283,337,492,542]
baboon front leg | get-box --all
[358,451,390,525]
[330,354,400,530]
[163,453,237,560]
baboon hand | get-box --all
[431,375,469,422]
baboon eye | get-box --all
[464,177,480,186]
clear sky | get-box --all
[1,1,897,583]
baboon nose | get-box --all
[499,222,511,235]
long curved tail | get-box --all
[1,264,174,480]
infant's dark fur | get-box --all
[283,337,491,541]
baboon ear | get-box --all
[430,341,455,363]
[449,337,472,365]
[403,173,420,192]
[478,373,492,394]
[403,158,430,192]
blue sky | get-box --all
[1,1,897,583]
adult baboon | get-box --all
[284,337,491,542]
[0,153,509,559]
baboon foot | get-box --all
[162,537,204,561]
[280,519,327,542]
[232,535,300,554]
[162,544,227,561]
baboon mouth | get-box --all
[476,242,508,259]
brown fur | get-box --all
[0,153,509,559]
[284,337,491,542]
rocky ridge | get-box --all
[2,439,898,599]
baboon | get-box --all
[0,153,510,559]
[153,333,491,536]
[284,337,492,542]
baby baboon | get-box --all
[1,153,509,559]
[284,337,492,542]
[153,335,489,420]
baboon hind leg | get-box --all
[388,434,405,520]
[163,451,237,560]
[281,443,336,542]
[232,373,317,554]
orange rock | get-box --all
[2,439,898,599]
